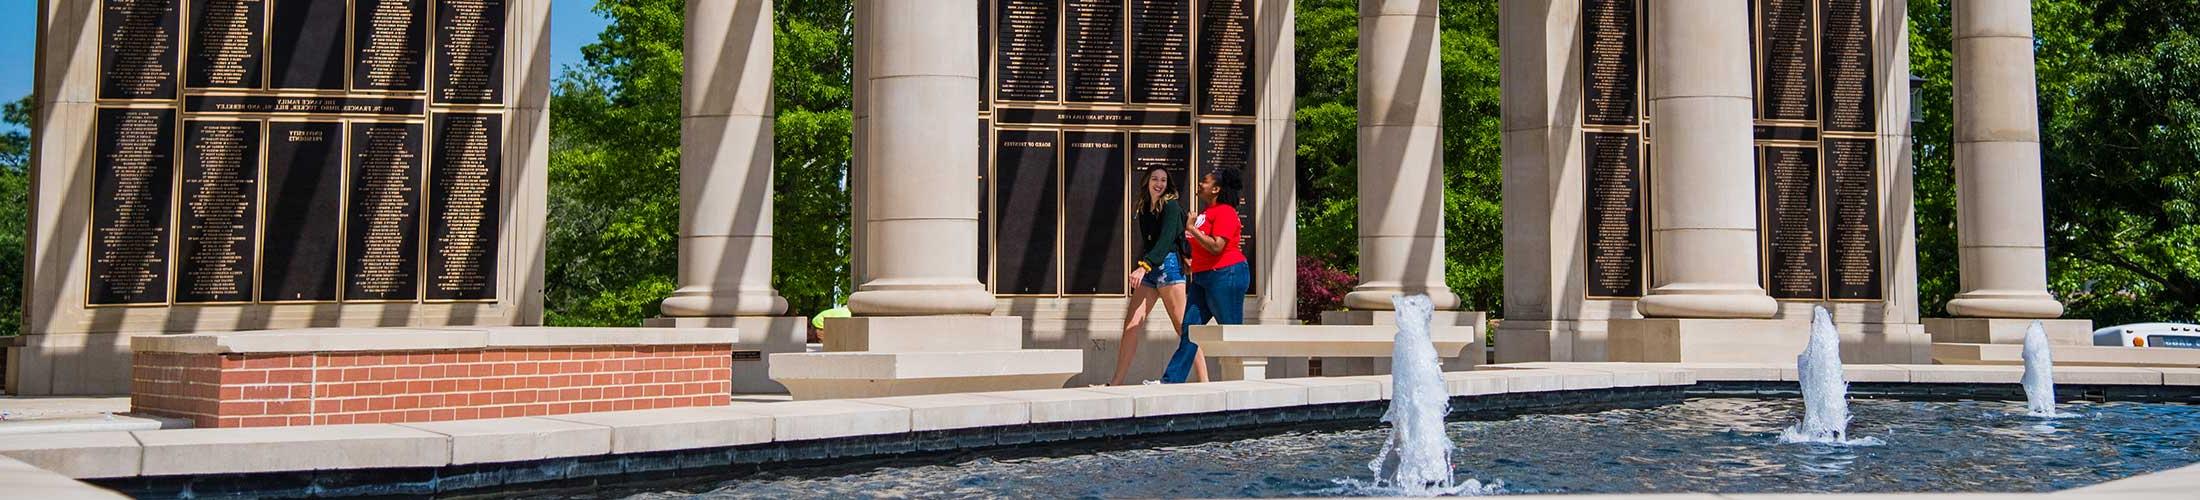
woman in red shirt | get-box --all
[1162,167,1250,384]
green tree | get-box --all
[1292,0,1505,315]
[0,95,31,336]
[546,0,852,327]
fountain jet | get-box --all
[1363,294,1495,496]
[1783,306,1856,444]
[2023,321,2060,417]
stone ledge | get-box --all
[862,394,1031,431]
[400,416,616,464]
[1187,324,1478,358]
[769,350,1083,400]
[132,327,742,354]
[541,407,766,454]
[480,327,740,347]
[0,455,127,499]
[1081,384,1229,417]
[727,400,912,441]
[1934,343,2200,368]
[0,431,140,478]
[974,388,1135,423]
[132,424,449,475]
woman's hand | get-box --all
[1128,267,1149,289]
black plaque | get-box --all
[101,0,180,100]
[1584,132,1643,298]
[1130,0,1192,105]
[176,120,261,303]
[1581,0,1639,127]
[1198,123,1256,289]
[1064,0,1125,103]
[427,113,499,300]
[979,0,990,108]
[1132,132,1193,196]
[261,122,345,302]
[1198,0,1255,116]
[354,0,428,91]
[91,108,177,305]
[187,0,264,89]
[186,95,426,115]
[1760,146,1823,299]
[435,0,505,104]
[269,0,346,90]
[993,130,1059,294]
[1755,0,1816,122]
[994,107,1193,127]
[978,120,990,284]
[1063,132,1126,294]
[1821,0,1875,133]
[1754,125,1820,142]
[1825,138,1881,300]
[344,122,424,301]
[996,0,1059,102]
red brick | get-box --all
[218,401,265,416]
[404,410,432,422]
[455,379,480,391]
[240,386,288,400]
[434,352,459,364]
[408,381,432,393]
[328,414,356,425]
[382,381,407,395]
[421,365,447,379]
[268,369,312,384]
[591,401,615,412]
[395,366,421,379]
[455,407,479,420]
[396,396,421,409]
[433,409,456,421]
[433,380,458,392]
[371,367,398,380]
[266,400,311,415]
[354,412,383,424]
[219,370,267,385]
[369,397,394,411]
[493,364,515,376]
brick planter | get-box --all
[129,328,736,428]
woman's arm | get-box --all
[1139,200,1185,269]
[1185,208,1228,253]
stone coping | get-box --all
[131,327,741,354]
[4,362,2197,497]
[1188,324,1478,357]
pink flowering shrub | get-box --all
[1297,256,1358,324]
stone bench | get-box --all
[1188,324,1481,380]
[769,317,1083,400]
[130,327,739,428]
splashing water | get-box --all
[1780,306,1882,446]
[2022,321,2066,418]
[1350,294,1499,496]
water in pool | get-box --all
[581,398,2200,498]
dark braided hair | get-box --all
[1207,166,1243,207]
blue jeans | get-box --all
[1163,261,1250,383]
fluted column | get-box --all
[663,0,787,317]
[1635,0,1777,319]
[1345,0,1458,310]
[845,0,995,316]
[1946,0,2062,319]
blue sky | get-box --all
[0,2,612,132]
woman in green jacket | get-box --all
[1110,167,1191,385]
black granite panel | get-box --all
[1754,125,1820,142]
[353,0,428,91]
[344,122,423,301]
[1064,0,1125,103]
[187,0,264,89]
[993,130,1059,294]
[185,95,426,115]
[1063,132,1126,294]
[1584,131,1643,298]
[176,120,261,303]
[269,0,347,90]
[1822,0,1876,133]
[1755,0,1816,121]
[993,107,1193,127]
[1825,138,1882,300]
[979,120,991,284]
[91,108,177,305]
[1198,0,1255,116]
[434,0,505,104]
[260,121,345,302]
[1132,132,1193,199]
[1760,145,1823,299]
[1581,0,1638,127]
[1130,0,1192,105]
[427,113,499,300]
[1199,123,1255,288]
[101,0,181,100]
[996,0,1059,102]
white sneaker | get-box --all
[1141,380,1161,385]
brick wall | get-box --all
[132,346,733,428]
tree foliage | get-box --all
[546,0,851,327]
[0,96,27,336]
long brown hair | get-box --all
[1136,168,1178,214]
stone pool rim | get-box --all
[5,362,2199,498]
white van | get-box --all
[2093,323,2200,349]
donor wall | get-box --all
[12,0,549,395]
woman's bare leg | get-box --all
[1111,285,1161,386]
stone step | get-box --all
[769,350,1083,400]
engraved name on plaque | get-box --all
[1749,0,1881,300]
[1825,138,1881,300]
[1584,132,1644,298]
[435,0,506,104]
[1198,0,1255,116]
[1581,0,1647,298]
[1199,123,1258,288]
[1821,0,1875,133]
[187,0,264,89]
[1757,0,1817,122]
[1582,0,1638,127]
[1130,0,1192,105]
[996,0,1059,102]
[177,120,262,304]
[90,108,177,305]
[1064,0,1125,103]
[1761,146,1824,299]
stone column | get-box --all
[845,0,994,316]
[662,0,787,317]
[1634,0,1777,319]
[1345,0,1458,311]
[1945,0,2062,319]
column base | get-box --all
[1609,318,1932,364]
[1342,288,1461,311]
[1923,318,2094,346]
[1636,292,1779,319]
[818,316,1022,352]
[846,287,997,316]
[644,316,809,394]
[658,290,789,317]
[1946,292,2065,319]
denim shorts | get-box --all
[1141,252,1187,288]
